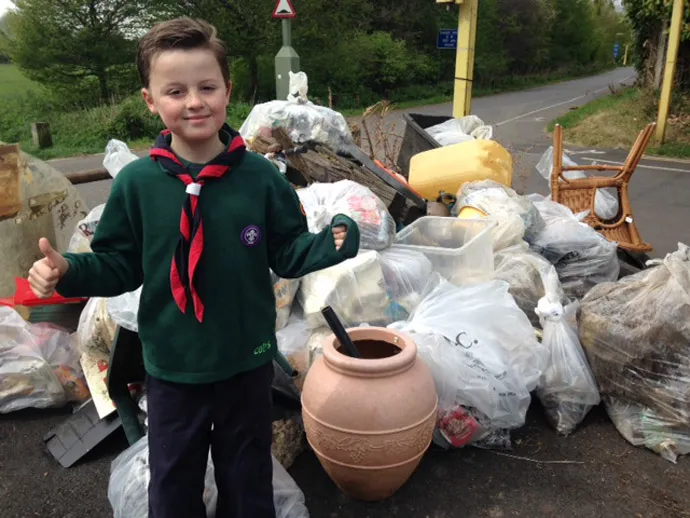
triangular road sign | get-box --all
[273,0,296,18]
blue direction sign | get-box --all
[437,29,458,50]
[613,43,621,59]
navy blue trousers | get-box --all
[146,361,276,518]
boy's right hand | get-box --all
[28,238,69,299]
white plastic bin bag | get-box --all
[535,267,600,435]
[390,276,548,445]
[108,436,310,518]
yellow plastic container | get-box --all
[457,206,487,219]
[408,139,513,201]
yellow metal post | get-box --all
[623,44,629,66]
[436,0,478,118]
[453,0,478,118]
[655,0,685,144]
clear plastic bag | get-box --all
[67,204,105,253]
[486,214,527,252]
[390,276,548,438]
[239,99,356,155]
[108,436,310,518]
[493,241,560,328]
[0,307,88,413]
[106,287,141,332]
[77,297,118,356]
[604,396,690,464]
[276,315,310,391]
[403,329,505,448]
[272,453,310,518]
[426,115,493,146]
[103,139,139,179]
[271,272,300,331]
[298,251,394,329]
[108,436,217,518]
[528,195,619,299]
[297,180,396,251]
[454,180,545,243]
[535,267,600,436]
[536,146,619,221]
[379,247,433,317]
[579,243,690,462]
[306,327,332,367]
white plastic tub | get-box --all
[392,217,495,285]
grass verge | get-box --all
[549,87,690,159]
[0,63,38,98]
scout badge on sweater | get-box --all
[149,124,246,323]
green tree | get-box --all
[623,0,690,89]
[547,0,598,69]
[498,0,555,75]
[5,0,159,102]
[368,0,441,50]
[0,12,13,63]
[165,0,279,102]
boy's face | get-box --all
[142,48,231,144]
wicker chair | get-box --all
[550,123,655,254]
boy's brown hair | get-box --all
[137,17,230,88]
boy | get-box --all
[28,17,360,518]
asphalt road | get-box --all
[3,67,690,518]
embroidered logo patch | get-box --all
[241,225,262,247]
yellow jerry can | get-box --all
[408,139,513,201]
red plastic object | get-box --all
[438,406,482,448]
[373,159,425,199]
[0,277,87,308]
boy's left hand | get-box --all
[332,225,347,251]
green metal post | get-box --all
[275,19,300,100]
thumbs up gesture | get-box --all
[28,238,69,299]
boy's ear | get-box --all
[142,88,158,115]
[226,81,233,105]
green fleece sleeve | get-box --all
[266,175,360,279]
[56,170,143,298]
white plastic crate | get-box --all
[392,217,495,285]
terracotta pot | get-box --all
[300,327,438,501]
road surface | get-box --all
[3,68,690,518]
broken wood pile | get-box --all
[251,128,426,225]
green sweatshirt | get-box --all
[56,151,360,383]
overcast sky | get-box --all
[0,0,15,17]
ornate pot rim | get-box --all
[322,327,417,378]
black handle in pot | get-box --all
[321,306,361,359]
